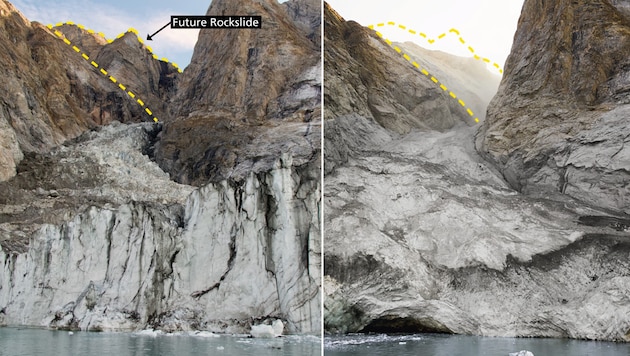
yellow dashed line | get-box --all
[368,22,504,74]
[370,27,481,124]
[46,22,179,122]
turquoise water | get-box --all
[325,334,630,356]
[0,327,321,356]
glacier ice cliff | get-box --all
[0,123,321,334]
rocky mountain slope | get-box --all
[476,0,630,214]
[324,2,630,342]
[156,0,321,185]
[323,4,499,174]
[0,0,320,335]
[0,0,178,182]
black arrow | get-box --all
[147,21,170,41]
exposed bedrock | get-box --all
[476,0,630,214]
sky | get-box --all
[12,0,286,69]
[11,1,524,73]
[326,0,525,73]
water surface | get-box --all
[325,333,630,356]
[0,327,321,356]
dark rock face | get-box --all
[476,0,630,214]
[0,0,178,181]
[155,0,321,185]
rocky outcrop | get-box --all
[476,0,630,214]
[324,1,630,342]
[156,0,321,185]
[0,0,178,181]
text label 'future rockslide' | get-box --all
[171,16,262,29]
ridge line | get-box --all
[47,24,161,123]
[368,22,504,74]
[371,30,481,124]
[51,22,183,73]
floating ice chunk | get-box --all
[251,319,284,338]
[137,329,163,337]
[272,319,284,336]
[509,351,534,356]
[191,331,220,338]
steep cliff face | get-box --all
[476,0,630,214]
[324,4,466,134]
[0,0,320,335]
[324,2,630,342]
[156,0,321,185]
[0,0,177,181]
[323,3,499,174]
